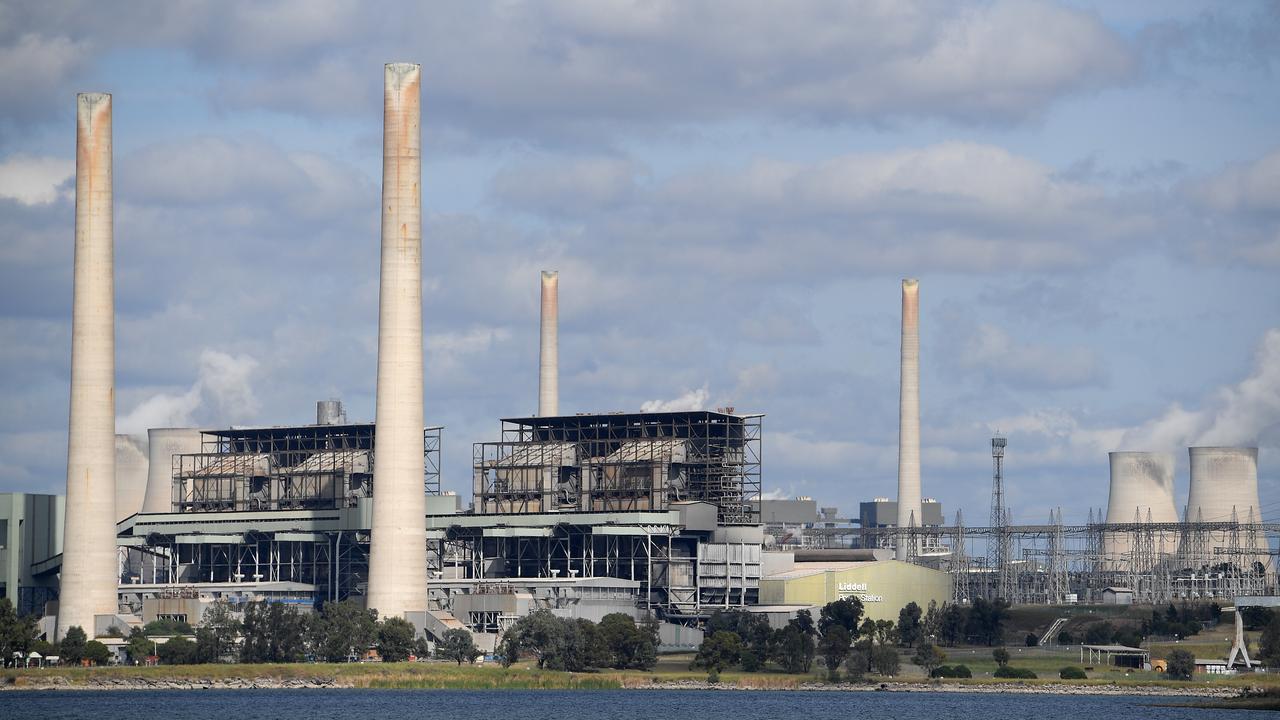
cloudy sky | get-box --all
[1,0,1277,525]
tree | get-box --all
[921,600,942,643]
[240,602,307,663]
[157,636,197,665]
[692,631,742,673]
[912,642,945,677]
[965,598,1008,646]
[61,626,88,664]
[201,601,241,662]
[817,625,852,681]
[497,630,521,667]
[125,628,153,664]
[818,598,864,637]
[871,644,900,676]
[193,627,219,664]
[435,628,482,665]
[377,617,417,662]
[566,618,611,670]
[791,609,816,637]
[0,599,39,666]
[992,647,1010,667]
[504,610,568,669]
[771,625,815,673]
[599,613,657,670]
[938,604,967,647]
[1258,614,1280,666]
[897,602,923,647]
[1024,633,1038,647]
[1166,649,1195,680]
[84,640,112,666]
[311,600,378,662]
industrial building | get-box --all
[759,552,951,623]
[0,493,63,616]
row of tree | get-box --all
[497,610,658,672]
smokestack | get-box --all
[896,278,920,561]
[141,428,203,514]
[538,270,559,416]
[114,434,148,522]
[367,63,428,618]
[59,92,117,638]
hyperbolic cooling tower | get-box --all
[367,63,428,618]
[58,92,118,639]
[1186,447,1266,566]
[1104,452,1178,568]
[538,270,559,417]
[114,434,148,521]
[141,428,203,514]
[896,278,921,561]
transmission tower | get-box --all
[951,509,969,603]
[988,433,1013,601]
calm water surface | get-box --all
[0,689,1259,719]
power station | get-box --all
[20,65,1277,652]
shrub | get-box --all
[707,669,720,684]
[933,664,976,679]
[84,640,112,666]
[844,651,867,682]
[992,647,1010,667]
[1166,649,1195,680]
[994,666,1037,679]
[1057,630,1074,645]
[1059,666,1087,680]
[1025,633,1038,647]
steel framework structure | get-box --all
[473,411,762,524]
[170,424,442,513]
[813,519,1277,605]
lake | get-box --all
[0,688,1257,719]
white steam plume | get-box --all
[117,350,260,434]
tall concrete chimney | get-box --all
[538,270,559,416]
[367,63,427,619]
[58,93,118,638]
[896,278,921,561]
[141,428,203,514]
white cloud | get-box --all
[0,155,72,205]
[961,323,1107,389]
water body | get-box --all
[0,689,1258,719]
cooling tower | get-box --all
[114,434,148,521]
[538,270,559,417]
[367,63,428,619]
[1103,452,1178,568]
[896,278,921,561]
[58,92,118,639]
[1187,447,1266,566]
[141,428,203,514]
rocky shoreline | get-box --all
[3,674,1246,696]
[630,679,1243,697]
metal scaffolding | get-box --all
[171,423,442,513]
[473,411,762,524]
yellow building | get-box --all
[759,559,952,622]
